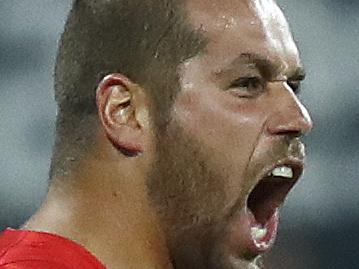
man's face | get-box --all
[148,0,312,268]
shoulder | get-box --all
[0,229,105,269]
[0,229,71,269]
[0,260,71,269]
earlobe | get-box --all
[96,74,146,156]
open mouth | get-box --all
[247,164,301,225]
[244,160,303,253]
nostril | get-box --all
[273,129,302,137]
[267,104,313,136]
[267,120,307,137]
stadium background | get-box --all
[1,1,358,268]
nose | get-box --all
[266,82,313,137]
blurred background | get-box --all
[0,1,358,268]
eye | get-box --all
[228,77,265,98]
[286,80,301,95]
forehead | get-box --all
[183,0,301,76]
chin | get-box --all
[172,248,263,269]
[168,220,266,269]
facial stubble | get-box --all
[146,118,250,269]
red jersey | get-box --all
[0,228,106,269]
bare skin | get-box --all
[24,0,312,269]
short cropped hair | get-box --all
[50,0,206,178]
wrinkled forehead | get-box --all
[183,0,301,75]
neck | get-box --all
[24,154,172,269]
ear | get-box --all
[96,74,150,156]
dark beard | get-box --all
[147,118,230,232]
[146,119,262,269]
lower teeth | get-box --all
[251,226,267,241]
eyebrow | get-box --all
[224,52,306,81]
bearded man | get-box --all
[0,0,312,268]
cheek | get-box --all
[174,88,267,163]
[172,89,268,203]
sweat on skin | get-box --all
[22,0,312,269]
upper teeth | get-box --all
[270,166,293,179]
